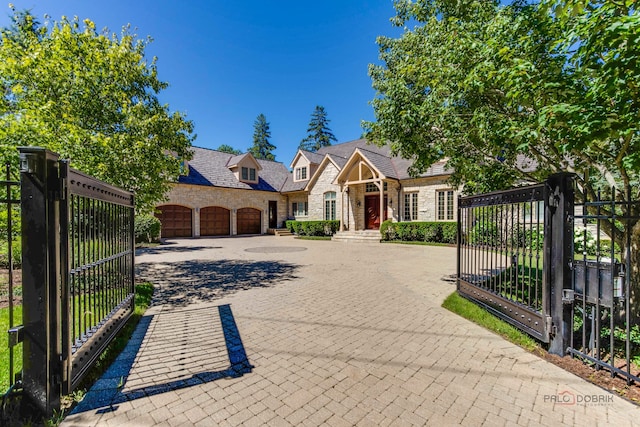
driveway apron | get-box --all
[63,236,639,426]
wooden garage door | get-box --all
[200,206,230,236]
[237,208,261,235]
[155,205,192,238]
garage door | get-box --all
[155,205,192,238]
[200,206,230,236]
[237,208,261,235]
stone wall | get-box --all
[308,162,341,220]
[400,176,458,222]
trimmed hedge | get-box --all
[285,220,340,237]
[380,220,457,244]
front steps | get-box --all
[268,228,294,237]
[331,230,381,243]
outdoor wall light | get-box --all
[356,200,361,207]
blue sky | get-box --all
[1,1,402,164]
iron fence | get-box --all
[569,187,640,385]
[1,162,20,392]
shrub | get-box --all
[441,222,457,244]
[380,221,457,244]
[135,214,161,243]
[0,239,21,269]
[285,220,339,236]
[380,220,395,240]
[470,220,499,246]
[0,208,21,241]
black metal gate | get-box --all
[18,147,135,415]
[457,174,574,351]
[458,182,551,341]
[458,173,640,384]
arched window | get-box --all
[324,191,336,220]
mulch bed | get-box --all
[0,268,22,309]
[534,347,640,404]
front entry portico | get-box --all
[335,148,396,231]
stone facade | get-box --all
[159,140,460,238]
[399,176,456,222]
[162,183,287,236]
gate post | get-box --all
[19,147,63,416]
[544,173,575,356]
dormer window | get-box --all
[242,167,257,182]
[295,166,307,181]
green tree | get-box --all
[248,113,276,160]
[364,0,640,312]
[0,9,194,213]
[299,105,337,152]
[217,144,242,155]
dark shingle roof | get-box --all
[178,146,289,192]
[316,139,450,180]
[300,150,325,165]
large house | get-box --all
[155,139,458,238]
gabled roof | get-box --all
[280,138,453,193]
[226,152,262,170]
[178,146,288,192]
[304,155,344,191]
[317,138,450,180]
[289,150,325,168]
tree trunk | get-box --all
[628,220,640,323]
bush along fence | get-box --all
[457,173,640,385]
[285,220,340,237]
[5,147,135,417]
[380,220,457,244]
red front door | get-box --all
[364,195,387,229]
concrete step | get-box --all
[269,228,294,237]
[332,230,381,243]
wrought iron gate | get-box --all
[457,174,574,350]
[457,182,551,341]
[458,173,640,383]
[18,147,135,415]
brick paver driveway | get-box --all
[64,236,639,426]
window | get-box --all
[524,201,544,221]
[437,190,455,221]
[241,167,256,182]
[292,201,308,216]
[365,182,387,193]
[295,166,307,181]
[404,193,418,221]
[324,192,336,220]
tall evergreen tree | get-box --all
[217,144,242,155]
[248,113,276,160]
[299,105,337,152]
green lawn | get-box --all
[442,291,539,352]
[0,305,23,393]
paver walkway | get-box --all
[63,236,639,426]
